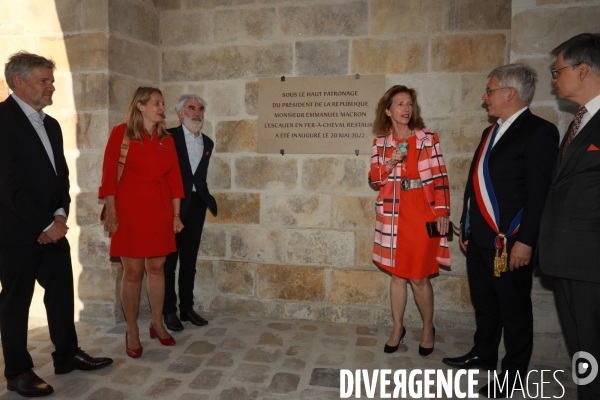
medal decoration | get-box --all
[472,123,524,277]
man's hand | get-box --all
[459,230,469,252]
[509,241,532,270]
[37,232,51,244]
[45,217,69,243]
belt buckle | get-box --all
[400,178,410,191]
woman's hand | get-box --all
[386,149,404,170]
[104,212,118,233]
[174,217,184,233]
[436,215,450,236]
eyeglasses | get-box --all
[485,87,509,96]
[551,64,580,79]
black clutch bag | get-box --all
[425,221,452,238]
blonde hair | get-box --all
[373,85,425,136]
[123,87,168,140]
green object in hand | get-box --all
[398,142,408,153]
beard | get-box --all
[182,116,203,133]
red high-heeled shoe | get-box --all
[149,323,176,346]
[126,332,143,358]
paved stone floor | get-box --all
[0,313,575,399]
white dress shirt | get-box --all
[492,106,528,147]
[182,124,204,192]
[12,93,67,230]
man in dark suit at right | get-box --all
[538,33,600,400]
[163,94,217,331]
[442,63,559,398]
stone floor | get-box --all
[0,313,576,399]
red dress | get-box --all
[376,136,440,279]
[99,124,184,258]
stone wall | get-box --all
[1,0,597,364]
[157,0,511,334]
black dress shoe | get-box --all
[418,327,435,356]
[442,351,496,370]
[7,370,54,397]
[54,350,113,374]
[384,326,406,353]
[164,313,184,331]
[180,310,208,326]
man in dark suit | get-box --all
[163,94,217,331]
[538,33,600,400]
[0,52,112,397]
[441,63,559,398]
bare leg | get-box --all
[121,256,145,350]
[145,256,171,339]
[410,277,435,348]
[387,275,409,347]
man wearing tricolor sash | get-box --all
[442,63,559,398]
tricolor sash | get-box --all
[473,123,524,277]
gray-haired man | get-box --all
[163,95,217,331]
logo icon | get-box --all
[572,351,598,386]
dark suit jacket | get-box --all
[539,108,600,282]
[461,109,559,250]
[168,125,217,219]
[0,95,70,245]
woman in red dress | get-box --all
[369,85,451,356]
[99,87,185,358]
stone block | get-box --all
[207,352,234,367]
[61,112,110,150]
[216,261,255,295]
[78,301,122,323]
[113,365,153,385]
[217,387,258,400]
[207,157,231,189]
[108,74,140,113]
[74,192,105,226]
[296,40,349,77]
[537,0,595,3]
[167,356,204,374]
[162,44,293,81]
[352,38,428,74]
[511,7,600,55]
[371,0,450,34]
[39,33,108,73]
[189,369,223,390]
[145,378,181,398]
[73,153,104,192]
[156,0,181,10]
[1,1,24,35]
[204,81,242,117]
[446,0,511,30]
[26,0,71,34]
[309,368,340,388]
[283,303,329,321]
[431,275,473,312]
[108,0,159,45]
[279,2,368,37]
[328,305,375,324]
[257,264,326,301]
[427,115,490,155]
[185,341,217,356]
[231,363,271,384]
[267,373,301,393]
[85,388,125,400]
[258,332,284,346]
[108,36,160,82]
[76,228,111,268]
[355,231,379,270]
[213,8,278,43]
[284,230,354,267]
[184,0,254,8]
[205,192,260,224]
[230,227,284,263]
[446,156,473,196]
[216,120,257,153]
[235,156,297,189]
[81,0,109,31]
[431,34,507,73]
[302,157,368,192]
[210,295,282,318]
[262,193,331,228]
[329,269,388,305]
[193,260,215,294]
[198,226,226,257]
[460,73,492,113]
[161,83,188,117]
[332,196,374,230]
[387,74,462,117]
[161,11,210,46]
[72,73,109,112]
[245,81,258,116]
[77,265,119,302]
